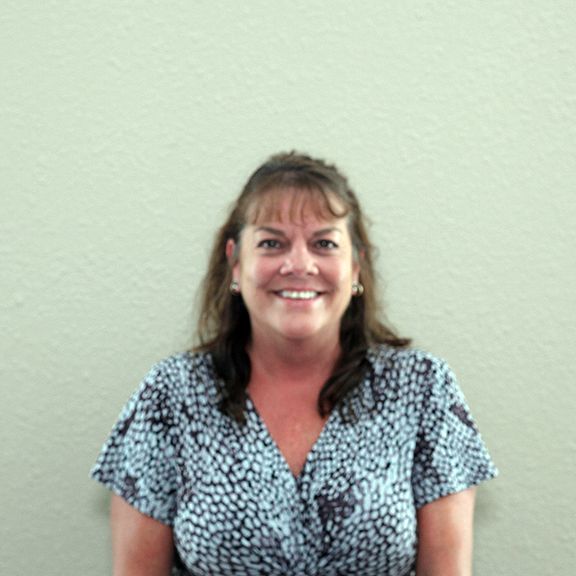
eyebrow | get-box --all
[254,226,343,237]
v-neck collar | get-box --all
[245,394,340,484]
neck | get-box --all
[248,333,341,388]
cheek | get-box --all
[244,259,277,287]
[331,259,356,283]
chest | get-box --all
[175,395,418,575]
[249,394,329,477]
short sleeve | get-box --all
[90,362,179,525]
[411,359,498,508]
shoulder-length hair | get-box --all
[195,151,409,423]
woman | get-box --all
[92,152,497,575]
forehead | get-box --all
[246,186,349,227]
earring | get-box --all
[352,281,364,297]
[230,280,240,295]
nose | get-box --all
[280,243,318,276]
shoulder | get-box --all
[366,344,451,382]
[148,350,215,382]
[135,350,219,407]
[363,345,457,404]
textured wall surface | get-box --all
[1,1,575,574]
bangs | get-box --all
[247,186,350,226]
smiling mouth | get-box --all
[276,290,320,300]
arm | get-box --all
[416,487,476,576]
[110,493,174,576]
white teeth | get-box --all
[278,290,319,300]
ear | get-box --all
[352,248,363,283]
[226,238,241,283]
[225,238,237,263]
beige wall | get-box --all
[2,1,575,574]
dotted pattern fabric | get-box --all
[91,346,498,575]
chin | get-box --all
[276,323,334,342]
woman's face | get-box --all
[228,189,359,347]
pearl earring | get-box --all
[352,282,364,297]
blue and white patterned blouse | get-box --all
[91,345,497,575]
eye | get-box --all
[315,239,338,249]
[257,239,282,249]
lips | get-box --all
[275,290,321,300]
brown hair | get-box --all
[195,151,410,423]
